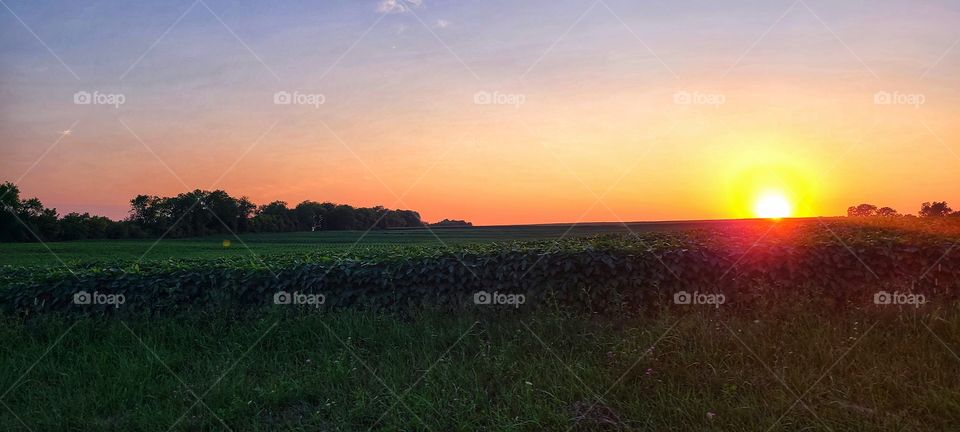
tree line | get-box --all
[0,182,466,242]
[846,201,960,218]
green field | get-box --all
[3,218,960,431]
[0,220,767,267]
[3,307,960,431]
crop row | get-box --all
[2,233,958,316]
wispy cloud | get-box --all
[376,0,423,14]
[435,19,449,29]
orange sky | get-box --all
[2,1,958,225]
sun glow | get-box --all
[723,146,819,219]
[753,193,793,219]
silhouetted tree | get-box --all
[59,213,112,240]
[876,207,900,217]
[378,209,407,229]
[253,201,294,232]
[847,204,878,217]
[0,182,25,241]
[397,210,424,228]
[293,201,326,231]
[0,181,436,242]
[325,205,356,230]
[129,194,169,233]
[0,183,60,241]
[920,201,953,217]
[431,219,473,227]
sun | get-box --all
[753,193,793,219]
[723,151,818,219]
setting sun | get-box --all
[753,193,793,219]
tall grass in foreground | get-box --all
[2,305,959,431]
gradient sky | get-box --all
[1,0,958,225]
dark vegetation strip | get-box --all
[3,228,958,316]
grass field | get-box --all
[0,219,781,267]
[3,307,960,431]
[3,218,960,431]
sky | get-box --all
[1,0,958,225]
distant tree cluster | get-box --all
[847,201,960,218]
[918,201,959,218]
[0,182,462,242]
[430,219,473,227]
[846,203,900,217]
